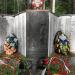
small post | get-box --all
[52,0,56,13]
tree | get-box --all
[55,0,73,16]
[0,0,27,15]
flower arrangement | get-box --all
[54,31,70,55]
[0,34,32,75]
[43,57,70,75]
[0,54,32,75]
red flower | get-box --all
[44,57,48,65]
[58,69,68,75]
[60,63,64,68]
[64,59,70,68]
[47,69,50,75]
[51,58,59,64]
[63,71,68,75]
[58,69,63,74]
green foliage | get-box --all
[55,0,73,16]
[7,0,18,14]
[0,0,27,14]
[0,0,73,15]
[45,0,50,10]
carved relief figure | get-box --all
[32,0,45,9]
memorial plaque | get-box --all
[26,10,49,59]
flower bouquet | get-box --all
[42,57,70,75]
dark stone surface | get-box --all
[26,10,49,59]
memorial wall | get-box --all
[48,13,60,56]
[0,11,59,57]
[59,15,75,54]
[1,12,75,57]
[0,16,11,52]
